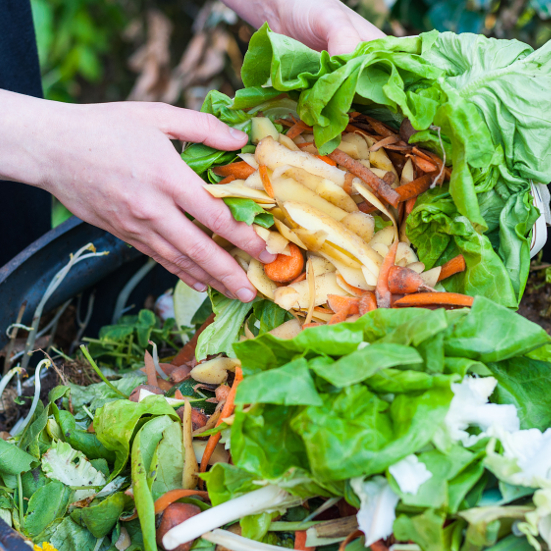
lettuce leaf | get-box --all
[235,24,551,306]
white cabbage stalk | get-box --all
[445,376,519,446]
[350,476,399,547]
[389,455,432,495]
[163,485,298,550]
[202,529,285,551]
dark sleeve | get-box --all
[0,0,52,267]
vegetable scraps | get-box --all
[183,25,551,309]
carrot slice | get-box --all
[359,291,377,315]
[316,155,338,166]
[295,530,315,550]
[438,254,466,281]
[259,165,275,198]
[375,241,399,309]
[393,292,474,308]
[264,243,304,283]
[290,272,307,285]
[212,161,256,180]
[171,313,215,366]
[218,174,236,185]
[396,173,435,202]
[199,367,243,484]
[328,149,401,208]
[154,489,209,515]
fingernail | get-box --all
[229,127,248,141]
[193,283,207,292]
[236,288,255,302]
[259,250,277,263]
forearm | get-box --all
[0,89,57,187]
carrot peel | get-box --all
[199,367,243,484]
[212,161,256,180]
[393,292,474,308]
[154,489,209,515]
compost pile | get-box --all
[2,24,551,551]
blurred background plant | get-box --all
[31,0,551,224]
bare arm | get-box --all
[0,90,276,300]
[223,0,385,56]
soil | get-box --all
[518,268,551,334]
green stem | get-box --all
[17,473,24,520]
[80,346,128,398]
[269,521,320,531]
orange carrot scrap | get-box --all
[298,142,314,149]
[396,173,436,202]
[406,154,438,174]
[338,530,364,551]
[369,134,400,152]
[328,310,349,325]
[174,389,185,400]
[144,351,159,388]
[290,272,307,285]
[153,489,209,515]
[328,149,400,208]
[264,243,305,283]
[327,295,360,315]
[438,255,466,281]
[218,174,236,185]
[171,313,215,366]
[376,241,399,308]
[388,266,435,295]
[199,367,243,483]
[405,197,417,215]
[212,161,256,180]
[295,530,315,550]
[393,292,474,308]
[357,201,378,214]
[259,165,275,198]
[316,155,338,166]
[302,322,322,329]
[359,291,377,315]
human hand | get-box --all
[225,0,385,56]
[0,90,276,301]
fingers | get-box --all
[175,164,277,265]
[143,209,259,302]
[321,3,386,56]
[138,103,249,152]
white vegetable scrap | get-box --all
[41,440,107,501]
[444,376,519,446]
[487,426,551,488]
[350,476,399,547]
[389,455,432,495]
[162,485,300,550]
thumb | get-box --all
[152,105,249,150]
[327,27,364,56]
